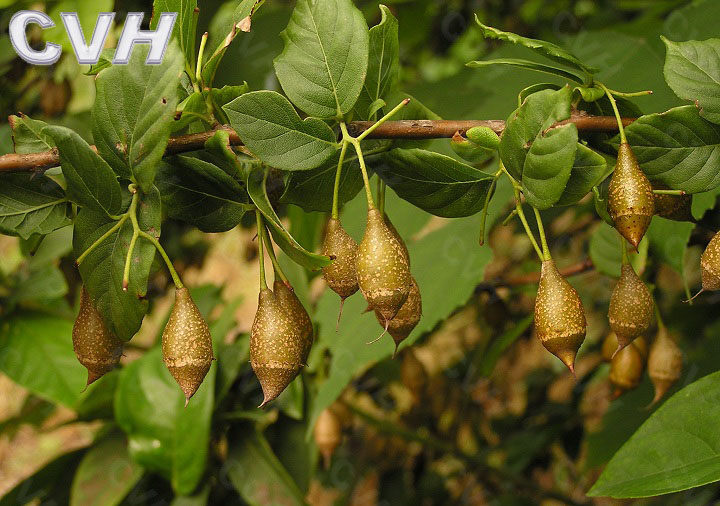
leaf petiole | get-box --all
[261,222,288,284]
[331,140,349,220]
[597,81,627,143]
[255,209,267,290]
[356,98,410,141]
[137,230,184,289]
[533,207,551,261]
[122,190,141,291]
[653,189,686,195]
[340,123,375,209]
[76,215,128,265]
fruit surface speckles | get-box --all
[648,327,683,405]
[701,231,720,291]
[375,276,421,355]
[608,263,653,352]
[321,218,359,299]
[250,288,304,407]
[534,259,587,373]
[73,287,123,386]
[608,143,655,248]
[274,279,313,364]
[162,287,214,405]
[357,209,411,322]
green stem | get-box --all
[341,122,375,209]
[606,87,653,98]
[654,301,665,329]
[196,32,208,86]
[597,82,627,144]
[532,207,551,261]
[356,98,410,141]
[331,140,349,219]
[621,235,629,265]
[501,208,518,226]
[478,171,501,246]
[255,209,267,290]
[261,223,288,284]
[76,216,127,265]
[377,178,386,214]
[653,189,686,195]
[683,276,693,306]
[138,231,183,289]
[122,191,141,290]
[513,189,544,262]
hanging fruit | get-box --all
[648,326,683,405]
[602,332,647,362]
[609,340,645,395]
[375,276,422,356]
[700,231,720,292]
[313,407,342,469]
[274,279,313,365]
[608,263,653,353]
[322,217,359,304]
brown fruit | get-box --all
[608,143,655,249]
[609,341,645,394]
[321,218,359,299]
[654,190,693,222]
[374,276,422,356]
[357,208,412,323]
[534,259,587,374]
[250,288,304,407]
[648,327,683,405]
[602,332,647,362]
[162,287,214,405]
[273,280,313,364]
[313,407,342,469]
[608,263,653,353]
[72,287,123,387]
[700,231,720,291]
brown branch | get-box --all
[0,115,634,174]
[491,259,594,287]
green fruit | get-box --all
[250,288,304,407]
[534,259,587,374]
[375,276,421,356]
[608,143,655,249]
[357,208,412,323]
[72,287,123,387]
[449,126,499,164]
[162,287,214,405]
[609,340,645,394]
[648,327,683,405]
[321,218,359,299]
[608,263,653,353]
[700,231,720,291]
[273,279,313,364]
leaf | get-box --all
[662,37,720,125]
[73,188,161,341]
[0,313,85,407]
[647,217,693,275]
[588,371,720,498]
[474,18,597,75]
[247,168,331,270]
[0,174,70,240]
[10,264,68,305]
[477,314,534,376]
[8,114,54,154]
[227,429,307,506]
[156,156,249,233]
[355,5,399,120]
[521,124,578,210]
[43,126,123,216]
[172,92,209,132]
[618,105,720,193]
[692,186,720,219]
[378,148,495,217]
[466,58,585,83]
[224,90,338,171]
[92,43,184,190]
[307,178,513,437]
[555,144,608,206]
[151,0,198,72]
[70,434,143,506]
[589,222,648,278]
[499,86,573,180]
[273,0,369,118]
[84,48,114,76]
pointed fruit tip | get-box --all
[392,343,399,360]
[684,288,704,303]
[367,318,390,345]
[184,397,190,408]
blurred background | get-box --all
[1,0,720,505]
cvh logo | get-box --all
[9,10,178,65]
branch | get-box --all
[0,115,634,174]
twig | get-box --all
[0,115,634,174]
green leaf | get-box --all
[474,18,597,75]
[0,313,85,407]
[0,174,70,240]
[45,0,113,53]
[247,168,331,270]
[70,434,143,506]
[43,126,123,216]
[227,429,307,506]
[647,217,693,274]
[9,264,68,305]
[8,114,54,154]
[499,86,572,180]
[92,43,184,190]
[466,58,585,83]
[588,371,720,498]
[274,0,369,118]
[589,222,648,278]
[152,0,198,72]
[662,37,720,125]
[307,178,513,437]
[355,5,399,120]
[156,156,248,233]
[224,90,338,171]
[692,186,720,219]
[73,189,161,341]
[84,48,114,76]
[173,92,209,132]
[619,105,720,193]
[521,124,578,209]
[378,148,495,217]
[555,144,608,206]
[171,487,210,506]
